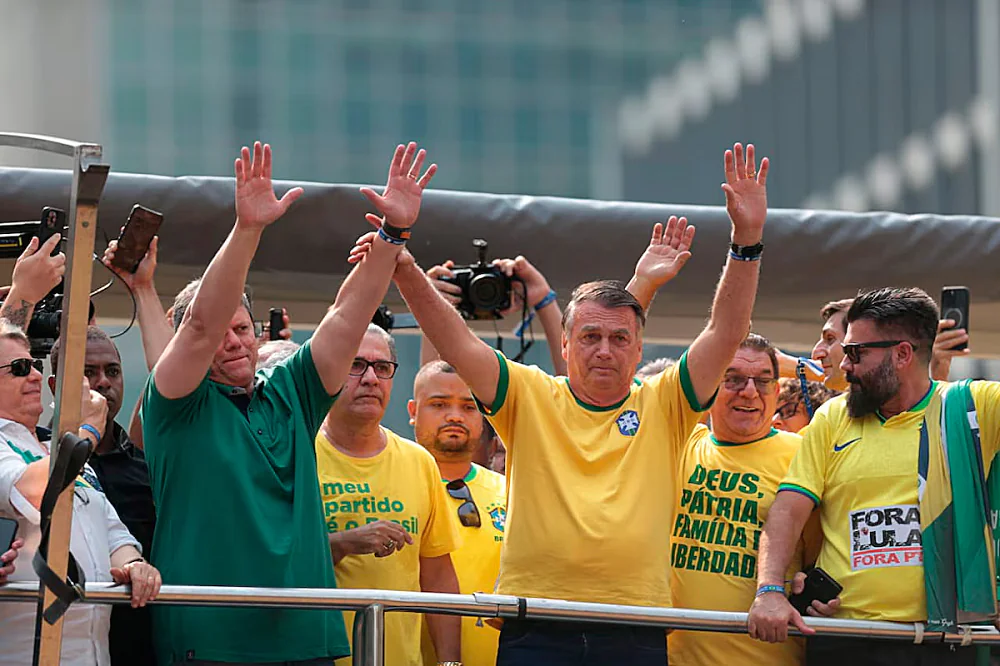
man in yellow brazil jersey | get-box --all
[748,287,1000,666]
[409,361,507,666]
[345,142,769,665]
[669,332,830,666]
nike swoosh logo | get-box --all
[833,437,862,452]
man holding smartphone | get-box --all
[749,287,1000,665]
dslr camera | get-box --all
[441,239,514,320]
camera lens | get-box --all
[469,274,506,310]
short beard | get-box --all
[845,356,900,418]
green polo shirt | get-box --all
[142,340,349,664]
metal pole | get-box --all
[359,604,384,666]
[351,606,367,666]
[0,132,108,666]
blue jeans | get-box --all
[497,619,667,666]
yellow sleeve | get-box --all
[644,351,714,455]
[419,454,462,559]
[475,350,552,456]
[778,402,835,505]
[971,380,1000,470]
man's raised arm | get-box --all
[309,142,437,396]
[153,142,303,399]
[685,142,768,405]
[0,234,65,328]
[626,215,694,311]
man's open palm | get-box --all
[361,142,437,230]
[235,141,303,230]
[721,142,768,237]
[635,216,695,287]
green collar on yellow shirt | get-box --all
[441,463,478,484]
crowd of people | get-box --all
[0,138,993,666]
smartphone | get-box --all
[269,308,285,341]
[110,204,163,274]
[941,286,970,351]
[0,516,17,561]
[39,207,66,256]
[789,567,842,615]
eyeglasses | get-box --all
[0,358,43,377]
[774,402,801,421]
[445,479,481,528]
[723,374,776,392]
[348,358,399,380]
[841,340,914,364]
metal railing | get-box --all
[1,582,997,666]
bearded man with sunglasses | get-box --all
[315,324,461,666]
[749,287,1000,666]
[407,360,507,666]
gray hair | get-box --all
[365,323,397,363]
[635,357,676,380]
[257,339,301,370]
[0,320,29,349]
[172,278,253,330]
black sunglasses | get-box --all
[0,358,43,377]
[445,479,481,528]
[841,340,915,364]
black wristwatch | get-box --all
[729,241,765,261]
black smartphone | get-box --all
[269,308,285,341]
[110,204,164,274]
[39,207,66,256]
[789,567,842,615]
[0,516,17,561]
[941,286,970,351]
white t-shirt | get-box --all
[0,418,139,666]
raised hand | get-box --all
[234,141,303,231]
[103,235,159,291]
[930,319,970,381]
[11,234,65,304]
[360,142,437,230]
[347,231,415,270]
[722,143,769,245]
[634,216,695,289]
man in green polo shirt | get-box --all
[141,141,437,665]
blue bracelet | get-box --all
[79,424,101,443]
[755,584,786,598]
[377,226,407,246]
[729,249,762,262]
[533,289,558,311]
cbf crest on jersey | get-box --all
[488,504,506,533]
[616,410,640,436]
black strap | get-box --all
[31,432,93,625]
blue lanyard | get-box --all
[796,360,815,420]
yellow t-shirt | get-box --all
[669,426,811,666]
[316,427,461,666]
[421,464,506,666]
[779,380,1000,621]
[479,350,708,606]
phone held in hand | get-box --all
[0,516,17,560]
[38,207,66,256]
[940,286,970,351]
[788,567,842,615]
[269,308,284,341]
[111,205,164,274]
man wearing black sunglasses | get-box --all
[316,325,462,666]
[750,287,1000,665]
[408,360,507,666]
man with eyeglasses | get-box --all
[315,324,462,666]
[669,333,827,666]
[407,360,506,666]
[749,287,1000,665]
[772,377,839,434]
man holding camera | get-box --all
[140,141,435,665]
[748,287,1000,665]
[316,323,462,666]
[347,142,768,664]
